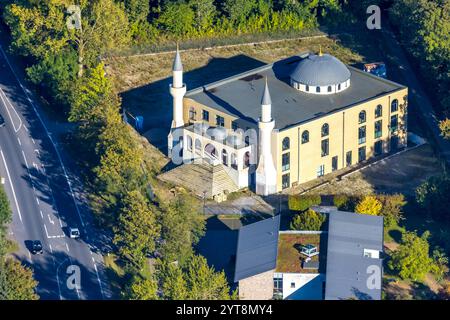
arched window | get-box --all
[316,86,321,93]
[282,137,290,151]
[301,130,309,144]
[375,105,382,118]
[186,135,193,151]
[338,83,341,91]
[231,153,237,170]
[243,152,250,169]
[195,139,202,152]
[205,143,218,159]
[189,107,196,120]
[222,149,228,166]
[391,99,398,112]
[321,123,329,137]
[305,85,309,92]
[328,86,332,93]
[359,111,366,124]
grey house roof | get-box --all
[234,215,280,282]
[325,210,384,300]
[290,53,351,86]
[186,54,406,131]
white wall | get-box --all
[275,273,324,300]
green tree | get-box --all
[290,209,325,231]
[432,247,449,281]
[377,194,406,228]
[158,194,205,264]
[416,175,450,224]
[156,1,195,37]
[4,1,69,60]
[189,0,216,33]
[288,194,321,212]
[124,276,159,300]
[159,255,234,300]
[355,195,382,216]
[388,231,435,281]
[113,190,160,266]
[0,186,12,229]
[223,0,258,26]
[333,194,349,210]
[0,258,39,300]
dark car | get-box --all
[30,240,43,255]
[0,114,5,128]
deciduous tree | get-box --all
[355,195,382,216]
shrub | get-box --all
[377,194,406,228]
[355,195,382,216]
[333,194,349,209]
[288,194,321,212]
[290,209,325,231]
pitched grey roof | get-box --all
[173,48,183,71]
[290,53,351,86]
[261,78,272,105]
[234,215,280,282]
[185,54,405,131]
[325,210,384,300]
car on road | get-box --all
[0,114,5,128]
[30,240,43,254]
[69,227,80,239]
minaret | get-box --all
[167,44,187,158]
[255,78,277,196]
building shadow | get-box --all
[120,54,267,153]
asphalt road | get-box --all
[0,43,110,300]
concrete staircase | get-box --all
[158,162,239,201]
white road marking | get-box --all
[36,197,40,205]
[31,138,35,144]
[40,210,43,219]
[93,261,105,300]
[65,243,70,252]
[21,150,29,168]
[48,214,55,225]
[24,125,29,132]
[49,244,53,253]
[0,87,22,132]
[17,137,21,146]
[44,224,49,238]
[0,45,86,230]
[0,149,22,222]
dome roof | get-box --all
[290,54,351,87]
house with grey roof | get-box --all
[233,210,384,300]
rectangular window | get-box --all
[375,120,382,138]
[358,146,366,163]
[332,156,338,172]
[273,277,283,295]
[390,115,398,133]
[291,282,296,289]
[358,126,366,145]
[374,140,383,156]
[282,153,290,172]
[202,110,209,122]
[216,115,224,127]
[317,165,325,177]
[231,122,238,131]
[346,151,352,167]
[321,139,329,157]
[282,174,290,189]
[189,108,196,121]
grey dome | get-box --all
[290,54,350,87]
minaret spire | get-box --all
[173,42,183,72]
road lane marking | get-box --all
[40,210,43,219]
[21,150,29,168]
[17,137,21,146]
[93,261,105,300]
[48,214,55,225]
[0,149,22,222]
[44,224,49,238]
[65,243,70,252]
[49,244,53,253]
[0,87,22,132]
[36,197,40,205]
[0,45,86,230]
